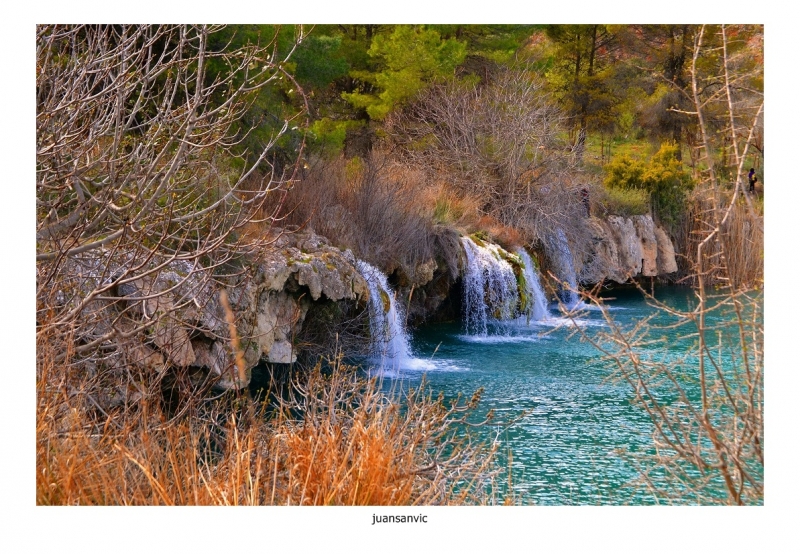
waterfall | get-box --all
[356,260,412,369]
[515,248,549,322]
[461,237,520,335]
[546,229,580,308]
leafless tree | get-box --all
[36,25,307,397]
[385,67,595,250]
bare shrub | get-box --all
[267,152,437,276]
[385,67,596,251]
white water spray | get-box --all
[356,260,413,370]
[547,229,580,308]
[461,237,520,335]
[515,248,549,322]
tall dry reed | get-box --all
[676,187,764,289]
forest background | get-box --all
[9,1,799,553]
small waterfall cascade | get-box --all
[546,229,580,308]
[515,248,549,322]
[356,260,412,369]
[461,236,520,335]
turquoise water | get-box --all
[374,286,761,505]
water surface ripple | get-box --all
[374,287,747,505]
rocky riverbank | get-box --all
[60,215,677,393]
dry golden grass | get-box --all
[475,215,524,251]
[425,182,482,229]
[36,331,500,506]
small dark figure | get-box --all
[580,187,590,217]
[748,168,758,194]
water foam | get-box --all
[461,236,520,335]
[356,260,435,372]
[515,247,550,322]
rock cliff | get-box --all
[60,231,368,390]
[185,231,368,388]
[579,214,678,284]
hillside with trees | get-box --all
[36,24,763,507]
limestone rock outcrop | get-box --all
[579,214,678,285]
[654,226,679,274]
[193,231,368,387]
[398,226,466,325]
[60,230,368,390]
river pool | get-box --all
[370,286,760,505]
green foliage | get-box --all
[308,118,358,155]
[543,25,621,137]
[293,34,349,89]
[432,25,542,64]
[202,25,308,169]
[470,231,489,244]
[604,143,694,227]
[342,25,467,120]
[598,186,650,217]
[573,72,620,134]
[317,25,385,63]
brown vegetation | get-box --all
[386,67,595,250]
[676,187,763,289]
[37,333,501,505]
[266,153,438,277]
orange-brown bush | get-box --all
[37,332,501,506]
[476,215,524,251]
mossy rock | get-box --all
[496,248,522,268]
[469,231,489,247]
[516,270,529,314]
